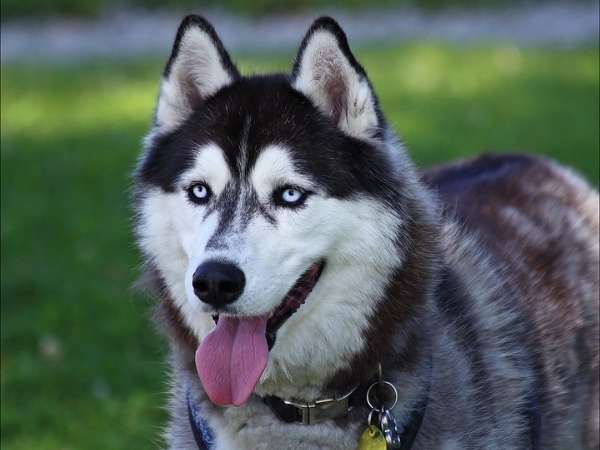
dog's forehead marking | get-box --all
[251,145,313,201]
[204,185,241,250]
[179,143,231,194]
[236,115,252,177]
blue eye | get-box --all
[187,182,212,205]
[282,188,302,203]
[274,185,310,208]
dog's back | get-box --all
[424,154,599,449]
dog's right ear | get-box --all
[154,15,239,132]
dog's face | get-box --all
[135,16,413,404]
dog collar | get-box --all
[262,384,358,425]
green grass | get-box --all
[1,45,598,449]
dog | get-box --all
[133,15,599,450]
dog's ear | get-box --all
[154,15,239,131]
[291,17,383,139]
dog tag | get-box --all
[357,425,387,450]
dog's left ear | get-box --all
[291,17,383,139]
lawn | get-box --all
[1,44,598,450]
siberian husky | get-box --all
[133,15,599,450]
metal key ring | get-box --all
[366,380,398,412]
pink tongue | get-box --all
[195,316,268,406]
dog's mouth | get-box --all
[211,260,325,350]
[196,260,325,407]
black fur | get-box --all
[137,75,402,207]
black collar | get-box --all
[262,384,360,425]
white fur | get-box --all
[178,143,232,196]
[156,27,233,132]
[138,188,215,341]
[256,195,403,396]
[251,145,315,201]
[293,30,379,139]
[137,144,233,341]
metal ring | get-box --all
[366,380,398,411]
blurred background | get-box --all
[1,0,598,449]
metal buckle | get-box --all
[282,385,357,424]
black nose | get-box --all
[192,261,245,307]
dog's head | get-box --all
[135,16,424,406]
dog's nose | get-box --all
[192,261,245,307]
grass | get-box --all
[1,44,598,449]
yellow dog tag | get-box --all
[357,425,387,450]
